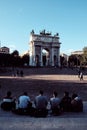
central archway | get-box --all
[42,48,50,66]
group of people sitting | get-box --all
[0,90,83,117]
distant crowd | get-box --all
[0,90,83,117]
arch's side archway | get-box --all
[35,55,39,66]
[29,31,61,67]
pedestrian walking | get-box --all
[80,72,83,80]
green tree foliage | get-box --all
[82,47,87,65]
[0,53,11,66]
[0,49,30,67]
[11,50,19,57]
[60,56,67,67]
[68,55,77,66]
[21,54,29,66]
[10,50,21,67]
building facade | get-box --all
[0,46,10,54]
[71,51,83,55]
[29,30,61,67]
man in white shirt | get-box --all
[13,92,33,115]
[18,92,30,109]
[50,91,61,115]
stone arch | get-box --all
[29,32,61,67]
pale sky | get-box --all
[0,0,87,55]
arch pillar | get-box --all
[57,47,61,67]
[39,46,43,66]
[29,42,36,66]
[51,47,54,66]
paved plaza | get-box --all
[0,102,87,130]
[0,67,87,130]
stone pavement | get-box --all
[0,102,87,130]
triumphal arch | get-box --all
[29,30,61,67]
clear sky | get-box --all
[0,0,87,55]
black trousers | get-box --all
[34,108,48,117]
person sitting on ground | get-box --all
[1,91,16,111]
[71,93,83,112]
[18,92,31,108]
[34,90,48,117]
[13,92,32,115]
[50,91,61,115]
[60,91,71,112]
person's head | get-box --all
[64,91,69,97]
[72,93,78,99]
[7,91,12,97]
[39,90,43,95]
[23,92,28,96]
[53,91,58,97]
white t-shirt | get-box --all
[50,97,60,109]
[18,95,30,109]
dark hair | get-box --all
[40,90,43,95]
[64,91,69,96]
[23,92,28,96]
[53,91,58,97]
[7,91,12,97]
[72,93,78,99]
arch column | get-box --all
[29,42,36,66]
[33,45,36,66]
[40,46,43,66]
[50,47,54,66]
[57,47,60,67]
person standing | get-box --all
[80,72,83,80]
[20,70,24,77]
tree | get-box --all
[11,50,19,57]
[21,54,29,66]
[60,56,67,67]
[11,50,21,67]
[0,53,12,66]
[68,55,78,67]
[82,47,87,65]
[78,55,84,66]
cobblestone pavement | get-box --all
[0,102,87,130]
[0,117,87,130]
